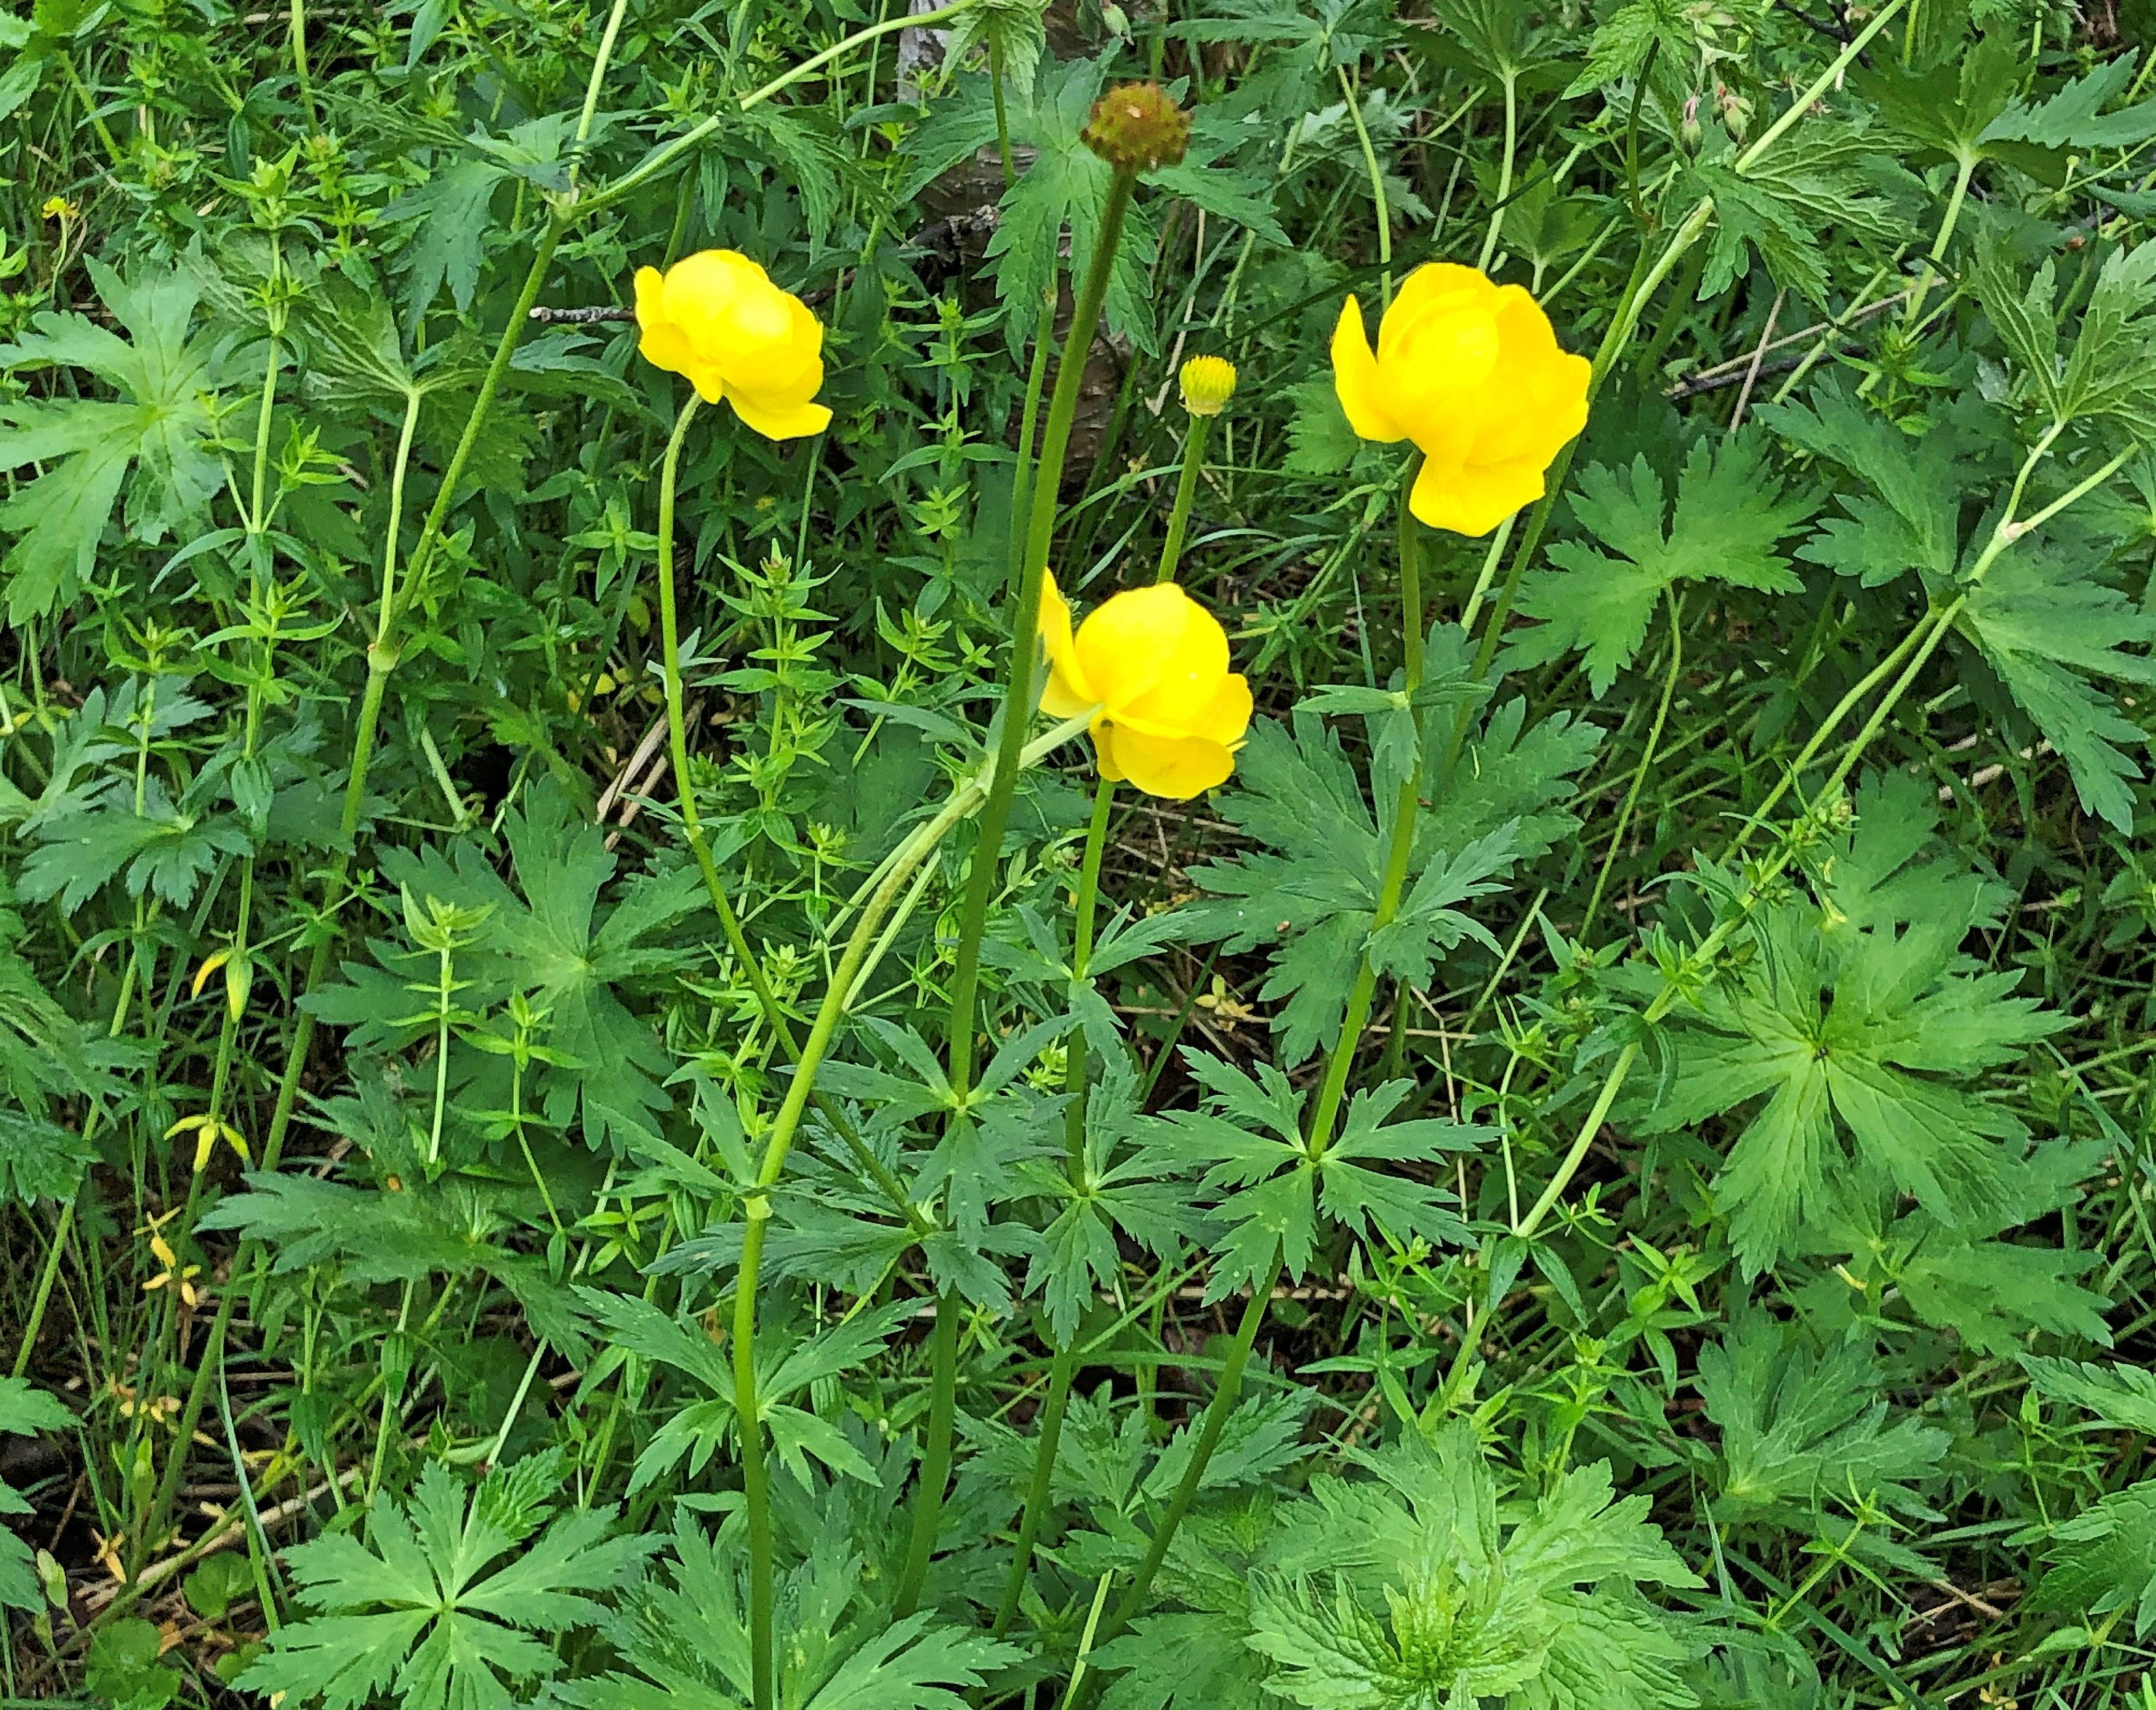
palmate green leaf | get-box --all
[240,1456,654,1710]
[307,784,700,1151]
[1639,773,2066,1273]
[1953,539,2156,832]
[1853,29,2024,165]
[17,773,252,913]
[981,60,1157,352]
[1974,239,2156,435]
[1146,1052,1483,1301]
[1255,1427,1701,1710]
[1563,0,1721,97]
[1016,1057,1200,1344]
[1697,1314,1947,1525]
[1685,131,1913,306]
[1186,665,1580,1064]
[1806,1142,2115,1351]
[380,118,574,329]
[2030,1480,2156,1637]
[2022,1356,2156,1435]
[1094,1612,1271,1710]
[557,1515,1018,1710]
[1756,378,1968,588]
[0,259,233,621]
[1508,435,1812,694]
[1982,48,2156,150]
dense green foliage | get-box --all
[6,0,2156,1706]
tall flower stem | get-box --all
[1091,1246,1282,1655]
[729,710,1095,1710]
[1155,414,1211,586]
[992,771,1115,1634]
[1081,465,1425,1682]
[655,400,922,1219]
[896,163,1140,1618]
[1007,288,1058,600]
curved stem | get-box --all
[1007,289,1057,601]
[727,711,1093,1706]
[1733,0,1908,174]
[1476,71,1517,274]
[950,167,1135,1098]
[992,1339,1077,1634]
[1340,63,1393,303]
[1582,589,1683,936]
[892,1292,962,1614]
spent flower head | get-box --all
[1082,81,1191,172]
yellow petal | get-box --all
[1074,584,1227,721]
[1098,724,1236,799]
[726,390,831,440]
[685,364,728,406]
[1093,722,1127,783]
[1038,570,1096,716]
[1330,296,1404,443]
[1412,451,1548,537]
[1193,671,1253,747]
[660,249,767,352]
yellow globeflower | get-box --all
[632,249,831,440]
[1179,354,1237,416]
[1039,572,1252,800]
[1331,262,1590,537]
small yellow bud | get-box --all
[40,195,78,221]
[1179,354,1237,417]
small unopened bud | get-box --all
[1082,81,1191,173]
[1179,354,1237,416]
[1680,93,1702,155]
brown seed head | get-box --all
[1082,81,1191,173]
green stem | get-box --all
[893,1292,962,1615]
[1902,149,1976,331]
[989,35,1017,188]
[905,154,1133,1584]
[1582,589,1683,935]
[1092,1251,1282,1655]
[1155,415,1211,585]
[726,709,1093,1710]
[289,0,315,130]
[994,772,1114,1632]
[1476,71,1517,273]
[1340,63,1393,302]
[992,1341,1077,1634]
[1515,596,1965,1242]
[1007,289,1057,601]
[949,166,1135,1108]
[1733,0,1909,174]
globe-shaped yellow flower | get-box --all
[1039,572,1252,800]
[633,249,832,440]
[1331,262,1589,537]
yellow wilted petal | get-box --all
[190,948,232,999]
